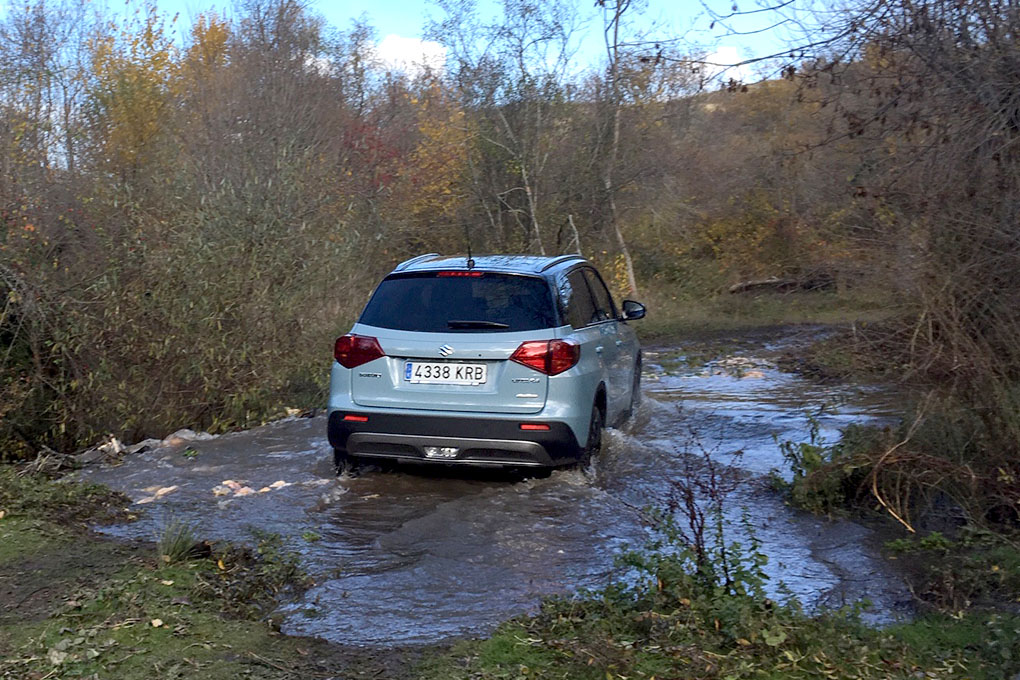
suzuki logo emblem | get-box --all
[438,344,454,357]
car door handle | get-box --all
[595,346,603,354]
[615,340,623,347]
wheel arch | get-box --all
[594,382,607,417]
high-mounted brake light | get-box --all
[509,339,580,376]
[334,334,385,369]
[437,271,484,277]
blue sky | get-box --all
[0,0,796,80]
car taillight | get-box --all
[509,339,580,376]
[334,334,385,368]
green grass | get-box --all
[0,464,130,524]
[420,594,1020,680]
[1,561,292,679]
[0,465,413,679]
[887,613,1020,671]
[0,515,71,565]
[157,517,200,564]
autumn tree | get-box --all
[86,4,179,179]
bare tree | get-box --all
[429,0,580,254]
[599,0,640,294]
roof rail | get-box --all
[394,253,440,271]
[539,254,585,272]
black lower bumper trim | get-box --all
[328,411,583,466]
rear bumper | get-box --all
[327,410,583,467]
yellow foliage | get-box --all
[408,85,470,224]
[185,13,230,74]
[606,254,630,301]
[89,3,179,170]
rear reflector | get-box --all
[519,423,550,431]
[342,414,369,422]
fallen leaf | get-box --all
[212,485,231,496]
[258,487,271,493]
[154,485,179,497]
[48,649,69,665]
[150,618,164,628]
[217,559,226,570]
[234,487,255,497]
[160,580,174,586]
[0,509,6,520]
[269,480,290,489]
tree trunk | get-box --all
[603,1,638,296]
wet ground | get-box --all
[81,326,912,646]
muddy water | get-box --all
[82,328,912,646]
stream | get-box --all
[81,327,912,646]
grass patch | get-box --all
[635,286,898,344]
[0,466,423,679]
[0,516,71,566]
[887,613,1020,671]
[420,549,1019,680]
[157,517,200,565]
[0,464,130,527]
[885,529,1020,613]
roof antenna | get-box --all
[463,221,475,269]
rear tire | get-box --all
[578,402,604,468]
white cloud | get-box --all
[705,45,754,83]
[374,34,447,76]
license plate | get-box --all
[404,361,487,385]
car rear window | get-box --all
[359,272,559,333]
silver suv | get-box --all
[327,254,645,473]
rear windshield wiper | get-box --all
[447,320,510,329]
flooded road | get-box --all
[82,327,912,646]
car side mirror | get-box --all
[621,300,646,321]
